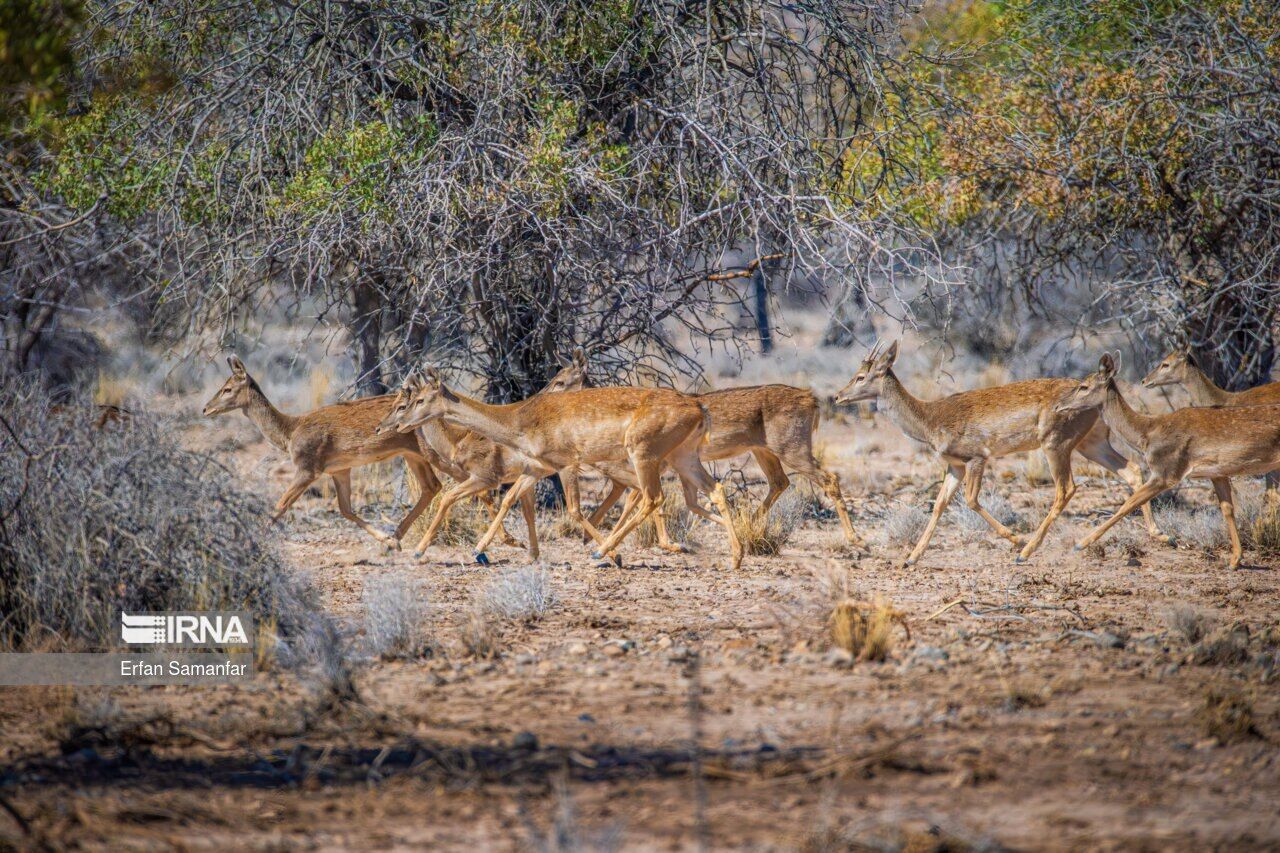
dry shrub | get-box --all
[878,504,928,549]
[1190,624,1251,666]
[459,607,501,659]
[1251,500,1280,557]
[0,381,317,654]
[477,566,556,621]
[829,598,907,662]
[1164,603,1215,645]
[1196,688,1261,744]
[731,491,805,556]
[634,484,694,548]
[1000,676,1051,711]
[537,507,581,542]
[363,575,434,660]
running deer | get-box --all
[391,369,743,569]
[202,356,442,547]
[1061,353,1280,569]
[1143,349,1280,496]
[583,380,864,548]
[835,341,1160,566]
[375,352,613,561]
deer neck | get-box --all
[1101,381,1153,452]
[1182,366,1234,406]
[877,371,942,447]
[419,418,463,460]
[241,386,297,451]
[439,392,532,455]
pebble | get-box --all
[512,731,538,750]
[603,644,625,657]
[656,635,673,649]
[567,642,588,656]
[912,645,949,662]
[825,647,854,668]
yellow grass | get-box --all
[828,597,907,662]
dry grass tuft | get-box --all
[1196,688,1261,744]
[363,575,434,661]
[1164,603,1215,645]
[1000,676,1052,711]
[1251,500,1280,558]
[459,607,501,659]
[829,598,907,662]
[878,504,928,549]
[1190,624,1251,666]
[477,566,556,622]
[1021,453,1052,487]
[730,491,805,556]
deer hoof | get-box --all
[590,550,603,560]
[413,550,425,560]
[1072,544,1083,552]
[475,552,491,567]
[1014,555,1027,565]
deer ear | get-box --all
[1099,353,1116,376]
[881,340,899,368]
[573,347,586,368]
[228,355,246,376]
[423,366,441,386]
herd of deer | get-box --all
[202,344,1280,571]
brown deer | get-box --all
[581,378,864,548]
[835,341,1161,566]
[374,352,628,562]
[1143,349,1280,496]
[202,356,442,547]
[390,369,743,569]
[1061,353,1280,569]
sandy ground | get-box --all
[2,322,1278,850]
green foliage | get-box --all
[0,0,83,126]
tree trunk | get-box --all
[351,279,387,395]
[754,266,773,355]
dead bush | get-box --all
[1251,500,1280,557]
[1190,624,1251,666]
[459,607,501,659]
[0,381,317,654]
[1164,603,1215,645]
[878,504,928,549]
[1196,688,1261,744]
[477,566,556,622]
[363,575,435,660]
[731,491,805,556]
[829,598,908,662]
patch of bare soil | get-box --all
[3,415,1278,850]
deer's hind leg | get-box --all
[1076,477,1171,552]
[1211,477,1244,569]
[394,457,441,542]
[752,449,791,518]
[1017,445,1075,563]
[775,446,864,548]
[331,469,399,548]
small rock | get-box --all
[514,653,536,665]
[578,713,596,723]
[567,642,588,656]
[512,731,538,750]
[603,644,625,657]
[656,635,673,649]
[825,647,854,668]
[667,645,692,662]
[1095,631,1126,649]
[912,645,949,662]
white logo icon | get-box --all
[120,612,250,646]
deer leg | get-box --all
[1075,433,1167,542]
[1211,477,1243,569]
[562,467,611,549]
[584,480,628,543]
[394,458,441,542]
[476,491,523,548]
[779,448,865,548]
[271,467,321,526]
[518,488,540,561]
[667,447,742,570]
[414,475,489,558]
[1076,478,1171,552]
[473,475,537,565]
[1017,446,1075,563]
[752,449,791,518]
[903,464,963,567]
[593,457,665,560]
[962,457,1023,548]
[331,469,398,548]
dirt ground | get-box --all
[3,344,1279,850]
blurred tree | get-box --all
[861,0,1280,387]
[26,0,923,398]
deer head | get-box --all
[835,340,898,404]
[1055,353,1119,414]
[203,356,259,416]
[1141,349,1195,389]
